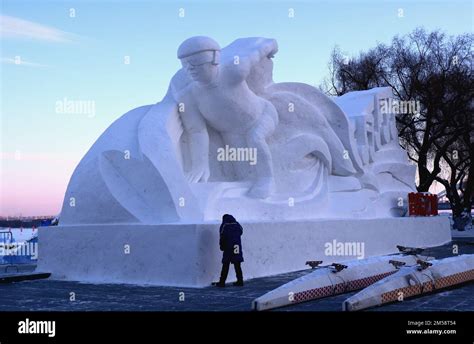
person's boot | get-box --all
[234,263,244,286]
[216,263,229,287]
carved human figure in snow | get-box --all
[176,36,279,198]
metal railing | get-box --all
[0,229,13,244]
[0,229,18,272]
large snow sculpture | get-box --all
[60,36,416,225]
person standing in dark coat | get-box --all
[216,214,244,287]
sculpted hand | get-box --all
[187,163,210,183]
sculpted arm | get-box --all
[178,94,210,183]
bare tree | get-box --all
[323,28,473,230]
[324,45,388,96]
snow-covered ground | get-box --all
[451,229,474,238]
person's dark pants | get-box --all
[219,262,243,284]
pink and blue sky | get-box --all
[0,0,472,216]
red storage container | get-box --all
[408,192,438,216]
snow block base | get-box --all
[37,217,451,287]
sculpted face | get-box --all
[181,51,219,84]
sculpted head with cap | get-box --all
[177,36,221,85]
